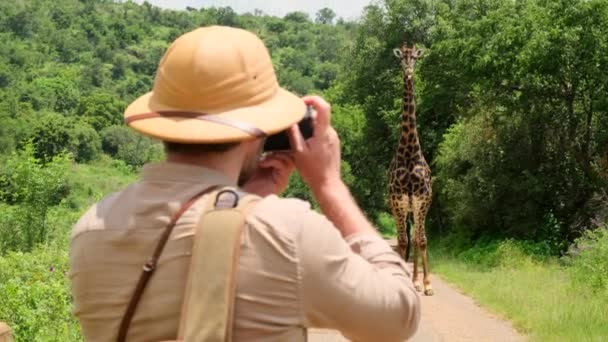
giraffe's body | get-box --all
[388,44,434,296]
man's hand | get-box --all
[288,95,379,238]
[241,152,295,197]
[288,95,342,193]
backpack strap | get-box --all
[177,188,260,341]
[117,184,222,342]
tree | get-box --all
[284,11,310,23]
[21,76,80,114]
[71,121,101,163]
[0,115,15,154]
[31,113,74,162]
[101,125,162,168]
[315,8,336,25]
[266,19,286,33]
[428,0,608,245]
[30,113,101,163]
[0,63,11,88]
[313,62,339,90]
[76,93,126,131]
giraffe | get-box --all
[388,43,434,296]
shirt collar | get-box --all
[140,161,236,186]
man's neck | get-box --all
[166,151,243,184]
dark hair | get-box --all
[163,141,239,154]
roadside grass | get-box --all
[430,240,608,342]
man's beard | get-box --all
[237,141,264,187]
[237,155,258,187]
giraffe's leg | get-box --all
[395,213,408,261]
[414,196,433,296]
[412,229,422,292]
[390,195,410,261]
[405,215,412,262]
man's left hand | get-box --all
[241,152,295,197]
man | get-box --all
[69,26,420,341]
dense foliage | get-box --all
[0,0,606,340]
[334,0,608,249]
[0,0,351,167]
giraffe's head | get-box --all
[393,44,424,80]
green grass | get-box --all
[430,247,608,342]
[66,155,137,209]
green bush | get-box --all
[22,75,80,114]
[376,212,397,237]
[0,110,35,155]
[30,113,74,162]
[449,238,541,270]
[100,125,163,168]
[0,143,71,206]
[75,93,125,131]
[283,172,315,206]
[0,144,71,254]
[568,227,608,294]
[100,125,131,156]
[30,113,101,163]
[70,122,102,163]
[0,246,82,342]
[0,116,16,154]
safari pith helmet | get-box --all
[124,25,306,143]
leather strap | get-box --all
[125,111,267,138]
[117,185,221,342]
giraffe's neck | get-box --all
[398,76,421,149]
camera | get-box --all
[263,106,314,152]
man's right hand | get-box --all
[288,95,342,193]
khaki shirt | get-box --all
[69,162,420,342]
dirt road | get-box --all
[308,241,525,341]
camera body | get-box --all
[263,106,314,152]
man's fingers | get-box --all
[303,95,331,136]
[288,124,307,153]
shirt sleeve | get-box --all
[297,209,421,342]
